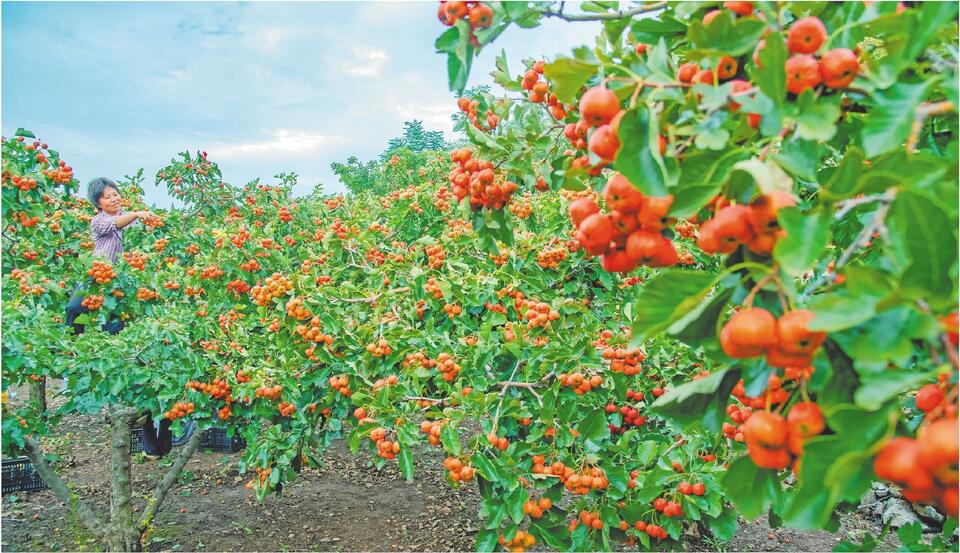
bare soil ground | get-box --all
[2,398,900,552]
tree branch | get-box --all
[907,101,955,153]
[491,364,522,434]
[915,300,960,372]
[22,434,105,537]
[139,424,203,532]
[803,189,896,296]
[334,286,411,304]
[661,437,685,458]
[541,2,666,21]
[833,190,897,220]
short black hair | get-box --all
[87,178,119,211]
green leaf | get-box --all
[820,147,866,200]
[707,508,738,541]
[887,191,957,306]
[742,359,774,397]
[898,523,924,549]
[832,307,938,374]
[447,53,470,94]
[435,26,459,53]
[72,314,91,326]
[630,270,717,343]
[503,2,531,21]
[854,369,937,411]
[808,266,894,332]
[440,423,461,457]
[577,409,611,442]
[863,4,958,88]
[649,367,742,432]
[630,16,687,46]
[670,287,734,350]
[807,294,879,333]
[542,56,599,105]
[506,486,526,523]
[904,2,960,63]
[491,49,521,92]
[750,33,787,106]
[687,9,766,57]
[834,533,880,552]
[817,341,858,407]
[671,149,748,217]
[398,447,415,481]
[635,441,658,466]
[784,405,892,528]
[770,139,819,181]
[614,105,669,196]
[861,80,932,158]
[465,117,505,152]
[694,114,731,150]
[792,90,841,142]
[774,206,831,276]
[731,158,793,195]
[530,520,570,550]
[719,456,781,520]
[475,528,498,552]
[645,37,673,78]
[472,453,499,482]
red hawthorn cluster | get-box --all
[602,347,645,375]
[456,96,498,130]
[448,148,517,209]
[567,172,679,273]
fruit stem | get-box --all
[775,387,799,415]
[743,268,779,308]
[629,82,644,109]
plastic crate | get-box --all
[130,428,144,454]
[2,457,47,494]
[199,428,246,453]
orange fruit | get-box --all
[578,86,620,127]
[787,16,827,54]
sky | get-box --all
[2,1,601,208]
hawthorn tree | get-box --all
[434,0,959,539]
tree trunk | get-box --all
[29,377,47,414]
[138,424,202,541]
[106,405,141,552]
[21,435,105,538]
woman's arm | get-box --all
[114,210,154,230]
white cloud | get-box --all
[356,2,419,26]
[206,129,342,159]
[394,101,456,135]
[341,46,389,77]
[251,26,307,52]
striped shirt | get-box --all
[91,209,126,263]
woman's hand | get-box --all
[137,210,156,219]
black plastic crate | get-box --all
[2,457,47,494]
[199,428,245,453]
[130,428,144,454]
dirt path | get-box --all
[2,408,898,552]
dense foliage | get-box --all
[432,0,960,544]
